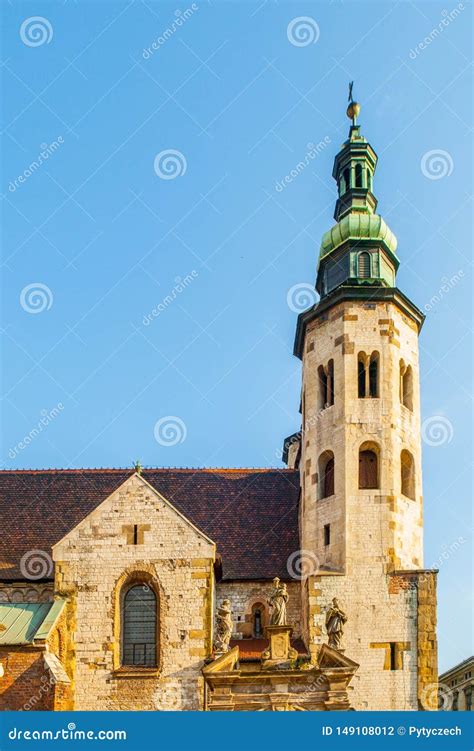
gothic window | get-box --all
[122,584,158,668]
[251,603,265,637]
[355,163,363,188]
[358,352,379,398]
[358,252,371,279]
[400,361,413,411]
[318,360,335,410]
[358,353,367,397]
[401,450,415,500]
[318,365,327,411]
[359,444,379,489]
[318,451,335,499]
[369,352,379,397]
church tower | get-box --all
[287,92,438,710]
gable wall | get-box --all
[53,475,215,710]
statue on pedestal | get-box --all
[325,597,347,650]
[268,577,288,626]
[213,599,233,653]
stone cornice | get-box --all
[294,286,425,359]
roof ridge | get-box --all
[0,467,295,474]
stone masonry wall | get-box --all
[299,300,431,709]
[53,474,215,711]
[217,581,301,638]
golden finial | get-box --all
[133,460,142,475]
[346,81,360,125]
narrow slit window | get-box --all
[324,524,331,546]
[358,356,366,398]
[389,642,397,671]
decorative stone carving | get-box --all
[325,597,347,650]
[268,577,288,626]
[213,599,233,654]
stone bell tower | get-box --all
[286,91,438,710]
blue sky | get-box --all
[1,1,472,672]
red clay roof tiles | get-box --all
[0,468,300,583]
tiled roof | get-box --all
[0,468,300,582]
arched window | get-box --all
[251,602,265,637]
[358,252,371,279]
[400,362,413,411]
[318,360,335,410]
[369,352,379,398]
[327,359,335,406]
[355,163,363,187]
[359,444,379,489]
[358,351,379,398]
[122,584,158,667]
[339,173,346,196]
[401,450,415,500]
[343,168,350,193]
[318,451,335,499]
[358,353,367,397]
[318,364,327,411]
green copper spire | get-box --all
[316,87,399,299]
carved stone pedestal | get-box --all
[262,625,298,669]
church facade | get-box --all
[0,101,438,712]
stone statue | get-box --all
[213,599,233,653]
[268,577,288,626]
[325,597,347,650]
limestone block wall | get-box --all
[307,571,418,710]
[217,581,301,638]
[300,300,423,573]
[53,474,215,711]
[298,299,430,709]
